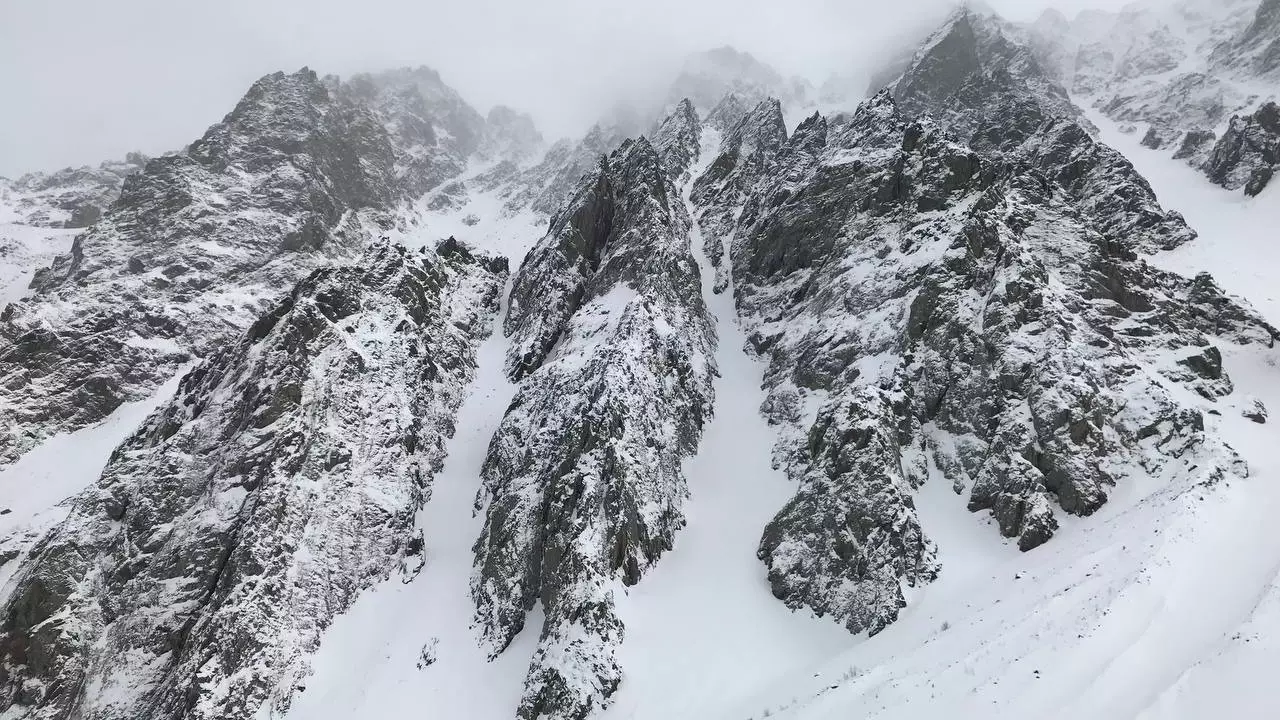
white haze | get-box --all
[1,0,1155,177]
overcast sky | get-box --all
[0,0,1145,177]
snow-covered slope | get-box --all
[727,91,1280,720]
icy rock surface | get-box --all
[723,89,1277,635]
[473,136,715,720]
[0,241,504,720]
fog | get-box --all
[1,0,1145,177]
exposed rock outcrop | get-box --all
[474,137,714,720]
[723,90,1275,635]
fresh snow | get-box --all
[0,210,78,310]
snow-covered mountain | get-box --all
[0,4,1278,719]
[1028,0,1280,195]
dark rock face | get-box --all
[691,98,787,291]
[722,90,1275,634]
[1203,102,1280,197]
[888,9,1196,252]
[0,69,408,466]
[0,242,505,720]
[474,137,714,720]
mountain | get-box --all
[0,241,504,719]
[1,153,149,229]
[1029,0,1280,195]
[0,11,1278,720]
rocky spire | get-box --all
[475,137,715,720]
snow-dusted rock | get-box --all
[724,89,1276,635]
[1203,101,1280,196]
[0,241,505,719]
[691,97,787,292]
[341,66,488,199]
[1029,0,1278,194]
[1,153,148,229]
[888,8,1197,253]
[649,99,701,183]
[474,137,715,720]
[0,64,489,466]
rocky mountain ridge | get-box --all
[0,10,1275,720]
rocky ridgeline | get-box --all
[0,241,505,720]
[1030,0,1280,196]
[2,153,149,228]
[891,9,1196,252]
[474,127,714,720]
[719,85,1276,636]
[0,65,526,466]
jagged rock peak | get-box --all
[0,241,506,720]
[650,98,702,181]
[341,65,487,198]
[891,5,1080,129]
[0,65,405,465]
[690,96,788,291]
[477,133,715,720]
[705,92,748,132]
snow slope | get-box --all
[1083,103,1280,326]
[0,192,78,310]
